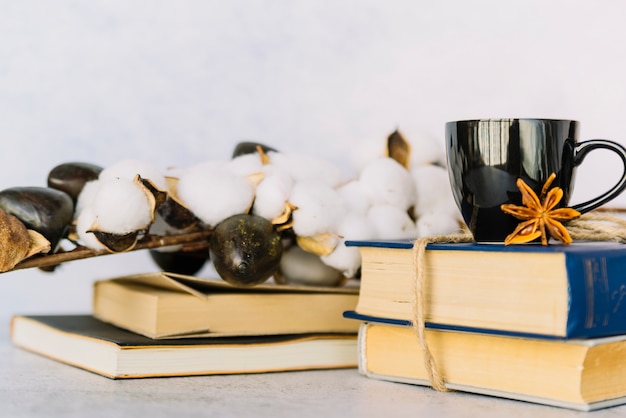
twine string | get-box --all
[411,231,473,392]
[409,211,626,392]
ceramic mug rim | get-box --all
[446,118,580,125]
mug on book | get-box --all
[445,119,626,243]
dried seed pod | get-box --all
[149,248,209,276]
[210,214,282,287]
[47,162,103,203]
[0,187,74,251]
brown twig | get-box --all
[9,229,213,272]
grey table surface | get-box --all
[1,330,625,418]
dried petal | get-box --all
[543,187,563,212]
[0,209,45,272]
[516,178,542,211]
[545,217,574,244]
[540,173,556,199]
[548,207,581,222]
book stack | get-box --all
[343,239,626,411]
[11,272,360,379]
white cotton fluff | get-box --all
[267,151,344,188]
[227,153,264,177]
[336,180,370,215]
[359,157,416,211]
[99,159,167,190]
[74,179,102,220]
[320,214,377,278]
[416,211,462,238]
[348,136,389,174]
[279,245,344,287]
[176,165,255,227]
[252,169,294,221]
[401,129,446,167]
[75,206,105,250]
[411,164,459,219]
[368,204,417,239]
[288,180,345,237]
[90,178,154,233]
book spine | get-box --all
[567,249,626,338]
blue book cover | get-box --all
[346,240,626,339]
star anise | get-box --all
[500,173,581,245]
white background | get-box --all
[1,0,626,324]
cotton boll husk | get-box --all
[99,159,167,190]
[368,204,417,239]
[91,178,154,234]
[252,169,294,220]
[289,180,345,237]
[359,157,416,211]
[267,152,343,188]
[411,164,459,219]
[336,180,370,215]
[279,245,344,287]
[416,211,463,238]
[75,207,105,250]
[176,167,255,227]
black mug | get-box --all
[445,119,626,243]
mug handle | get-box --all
[570,139,626,214]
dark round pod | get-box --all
[149,248,209,276]
[0,187,74,251]
[231,142,277,158]
[47,162,103,203]
[210,214,282,287]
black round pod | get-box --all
[210,214,282,287]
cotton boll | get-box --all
[336,180,370,215]
[289,180,345,237]
[349,136,387,174]
[368,204,417,239]
[267,152,344,188]
[416,211,462,238]
[402,130,446,167]
[74,179,102,220]
[320,243,361,279]
[411,164,458,219]
[359,157,416,210]
[99,159,167,190]
[227,153,264,177]
[91,178,154,234]
[320,214,377,278]
[176,166,255,227]
[279,245,345,287]
[75,207,105,250]
[252,169,294,221]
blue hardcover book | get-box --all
[346,240,626,339]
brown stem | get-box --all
[9,230,212,272]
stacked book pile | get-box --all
[10,272,360,379]
[343,239,626,412]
